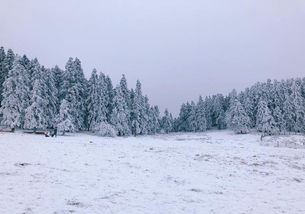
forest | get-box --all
[0,47,304,136]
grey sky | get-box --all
[1,0,305,115]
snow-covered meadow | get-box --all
[0,131,305,214]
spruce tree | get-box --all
[0,56,31,128]
[24,61,49,129]
[256,99,278,135]
[291,79,305,132]
[110,86,131,136]
[195,96,207,132]
[0,47,6,105]
[57,99,75,135]
[161,109,173,133]
[226,98,250,134]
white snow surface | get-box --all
[0,130,305,214]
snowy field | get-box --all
[0,131,305,214]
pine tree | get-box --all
[283,91,295,132]
[148,106,161,134]
[130,82,142,136]
[291,79,305,132]
[1,49,15,107]
[59,58,87,131]
[105,75,114,123]
[0,56,31,128]
[161,109,173,133]
[51,65,63,102]
[119,75,131,128]
[57,99,75,135]
[110,86,131,136]
[273,106,285,133]
[226,98,250,134]
[187,101,197,132]
[216,109,226,129]
[24,61,50,129]
[256,99,278,135]
[86,69,106,131]
[44,67,58,127]
[195,96,207,132]
[0,47,6,105]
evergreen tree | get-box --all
[24,61,49,129]
[273,106,285,132]
[161,109,173,133]
[51,65,63,102]
[105,75,114,123]
[291,79,305,132]
[130,81,143,135]
[110,86,131,136]
[226,98,250,134]
[57,99,75,135]
[149,106,161,134]
[0,56,31,128]
[283,91,295,132]
[256,99,278,135]
[86,69,106,131]
[59,58,87,131]
[0,47,6,105]
[187,101,197,132]
[44,67,58,127]
[195,96,207,132]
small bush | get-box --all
[95,122,116,137]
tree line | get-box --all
[0,47,173,136]
[1,46,304,136]
[175,78,305,135]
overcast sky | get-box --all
[1,0,305,115]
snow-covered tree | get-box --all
[86,69,108,131]
[130,80,145,136]
[51,65,63,101]
[256,99,278,135]
[24,61,48,129]
[195,96,207,132]
[291,79,305,132]
[57,99,75,135]
[187,101,197,132]
[226,98,250,134]
[0,47,6,105]
[148,105,161,134]
[111,86,131,136]
[44,67,58,127]
[105,75,114,123]
[273,106,285,132]
[283,91,295,132]
[0,56,31,128]
[161,109,173,133]
[59,58,87,131]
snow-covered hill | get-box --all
[0,131,305,214]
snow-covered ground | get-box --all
[0,131,305,214]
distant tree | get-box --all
[290,79,305,132]
[226,98,250,134]
[161,109,173,133]
[195,96,207,132]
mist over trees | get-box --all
[1,47,305,136]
